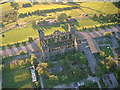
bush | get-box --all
[14,42,20,47]
[22,3,32,8]
[34,81,39,87]
[21,41,26,46]
[1,46,5,50]
[28,36,34,43]
[7,44,12,49]
[18,50,26,55]
[104,32,112,36]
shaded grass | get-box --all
[2,57,33,88]
[99,46,114,57]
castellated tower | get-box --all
[38,29,50,60]
[38,24,80,60]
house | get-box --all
[30,66,37,82]
[102,73,118,88]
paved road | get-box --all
[84,47,98,74]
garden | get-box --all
[42,52,90,88]
[99,46,114,57]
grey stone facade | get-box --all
[38,25,85,60]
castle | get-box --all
[38,24,87,60]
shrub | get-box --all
[18,50,26,55]
[1,46,5,50]
[104,32,112,36]
[22,3,32,8]
[6,44,12,49]
[28,36,34,43]
[14,42,20,47]
[21,41,26,46]
[34,81,39,87]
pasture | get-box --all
[18,4,71,14]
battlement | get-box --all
[38,24,80,60]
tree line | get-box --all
[19,6,79,18]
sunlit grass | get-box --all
[0,2,13,14]
[18,4,71,14]
[79,2,119,15]
[1,24,38,45]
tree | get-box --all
[105,56,116,72]
[104,32,112,36]
[36,63,48,75]
[57,13,67,22]
[18,50,26,55]
[99,51,106,59]
[35,81,39,87]
[30,54,37,65]
[10,2,19,10]
[18,60,25,66]
[49,75,58,80]
[84,81,93,88]
[25,58,30,64]
[22,3,32,8]
[28,36,34,43]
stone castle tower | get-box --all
[38,24,81,60]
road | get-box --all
[84,47,98,74]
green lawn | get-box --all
[99,46,114,57]
[0,2,13,14]
[98,41,112,44]
[79,2,119,15]
[2,57,33,88]
[18,4,71,14]
[1,24,38,45]
[76,19,99,29]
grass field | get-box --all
[18,4,71,14]
[1,24,38,45]
[79,2,119,15]
[0,2,13,14]
[2,57,33,88]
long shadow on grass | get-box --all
[30,41,40,52]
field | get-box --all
[18,4,71,14]
[79,2,119,15]
[1,2,119,45]
[2,57,33,88]
[0,3,13,14]
[1,24,38,45]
